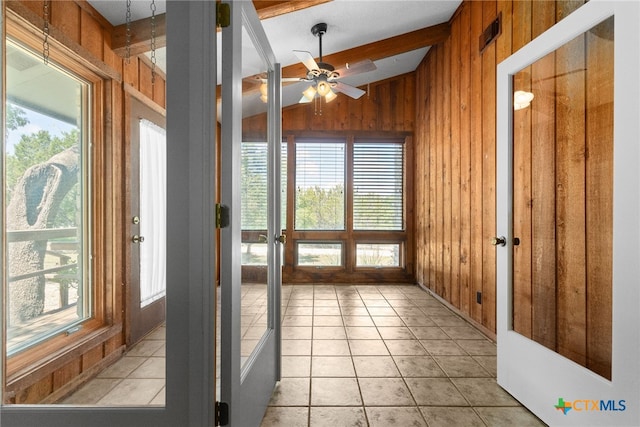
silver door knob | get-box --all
[132,235,145,243]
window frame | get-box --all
[2,14,113,394]
[283,132,415,284]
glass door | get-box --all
[220,1,282,426]
[496,1,640,425]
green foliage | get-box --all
[295,185,344,230]
[7,104,28,132]
[6,125,80,228]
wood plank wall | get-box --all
[414,0,613,378]
[6,0,166,403]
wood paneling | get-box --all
[414,0,613,378]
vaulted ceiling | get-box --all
[89,0,462,110]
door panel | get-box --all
[220,2,282,426]
[127,96,166,345]
[496,1,640,425]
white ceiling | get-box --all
[88,0,461,112]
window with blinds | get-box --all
[353,142,404,230]
[241,142,287,230]
[295,140,345,230]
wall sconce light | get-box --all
[514,90,534,110]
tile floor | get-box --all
[262,284,545,427]
[64,284,546,426]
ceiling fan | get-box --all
[285,23,377,103]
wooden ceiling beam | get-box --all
[111,0,332,57]
[281,22,451,79]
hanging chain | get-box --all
[150,0,157,85]
[42,0,51,64]
[125,0,132,64]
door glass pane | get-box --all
[240,24,269,369]
[4,40,90,356]
[511,17,613,380]
[297,242,342,266]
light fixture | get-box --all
[302,85,317,101]
[260,82,268,103]
[513,90,534,110]
[324,89,337,103]
[316,80,331,97]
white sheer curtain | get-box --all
[139,119,167,307]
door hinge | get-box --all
[216,203,230,229]
[216,3,231,28]
[215,401,229,426]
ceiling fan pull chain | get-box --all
[125,0,132,64]
[150,0,157,85]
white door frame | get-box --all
[496,1,640,426]
[0,2,217,425]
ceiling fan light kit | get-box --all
[288,22,377,104]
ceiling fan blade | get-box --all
[333,82,366,99]
[282,77,305,82]
[294,50,319,72]
[332,59,377,79]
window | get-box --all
[4,39,91,355]
[353,142,404,230]
[295,140,345,230]
[286,135,410,280]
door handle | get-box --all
[132,235,145,243]
[490,236,506,247]
[276,234,287,244]
[258,234,268,243]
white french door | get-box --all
[496,1,640,426]
[220,1,282,426]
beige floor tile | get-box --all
[339,306,369,316]
[420,339,467,355]
[430,315,469,327]
[126,340,165,357]
[405,378,468,406]
[282,339,312,356]
[144,327,166,341]
[63,378,121,404]
[338,300,366,308]
[409,326,450,340]
[384,340,428,356]
[475,407,547,426]
[261,406,308,427]
[309,406,366,427]
[352,356,401,377]
[441,326,487,340]
[343,316,375,327]
[377,326,414,340]
[286,306,314,316]
[311,378,362,406]
[385,299,416,308]
[129,357,166,379]
[400,315,436,327]
[345,326,381,340]
[393,307,425,317]
[313,316,343,326]
[457,339,497,355]
[349,339,389,356]
[312,326,347,340]
[473,355,497,377]
[97,356,146,379]
[367,307,397,316]
[452,378,520,406]
[312,339,350,356]
[153,343,166,357]
[283,315,313,326]
[366,407,427,427]
[282,356,311,377]
[283,326,313,340]
[371,316,405,327]
[311,356,355,377]
[313,306,341,316]
[288,299,314,307]
[269,378,310,406]
[149,387,165,405]
[433,356,490,378]
[96,378,165,405]
[393,355,446,378]
[359,377,415,406]
[314,300,339,308]
[420,406,485,427]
